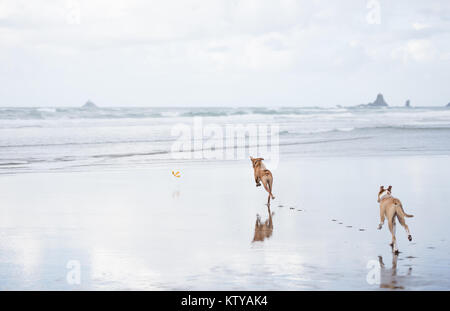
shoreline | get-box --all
[1,153,449,177]
[1,156,449,290]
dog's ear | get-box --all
[259,158,264,161]
[387,185,392,192]
[380,185,384,190]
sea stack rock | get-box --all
[405,100,411,108]
[82,100,97,109]
[367,93,388,107]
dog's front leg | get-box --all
[254,172,261,187]
[378,206,385,230]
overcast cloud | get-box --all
[0,0,449,107]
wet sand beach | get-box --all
[1,155,449,290]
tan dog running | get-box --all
[250,156,275,204]
[377,185,413,254]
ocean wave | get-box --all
[2,124,449,149]
[1,106,450,120]
[0,107,164,120]
[0,137,176,149]
[279,125,450,136]
[180,111,232,117]
[37,108,57,113]
[354,125,450,131]
[92,150,170,158]
[279,127,356,136]
[0,160,29,166]
[0,106,387,120]
[70,136,376,160]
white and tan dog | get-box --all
[250,156,275,204]
[377,185,414,253]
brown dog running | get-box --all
[250,156,275,204]
[377,185,414,254]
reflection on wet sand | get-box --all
[378,254,412,289]
[172,190,180,199]
[252,205,274,242]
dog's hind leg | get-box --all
[397,214,412,241]
[268,179,275,200]
[262,180,273,203]
[388,218,398,254]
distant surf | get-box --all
[2,106,450,120]
[1,106,450,174]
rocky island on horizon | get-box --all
[82,100,98,109]
[355,93,389,108]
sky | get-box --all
[0,0,449,107]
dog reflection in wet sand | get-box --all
[377,185,414,254]
[378,254,412,289]
[252,206,274,242]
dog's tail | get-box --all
[394,199,414,218]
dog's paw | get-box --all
[377,224,382,230]
[256,183,261,187]
[408,235,412,241]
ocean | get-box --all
[1,106,450,174]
